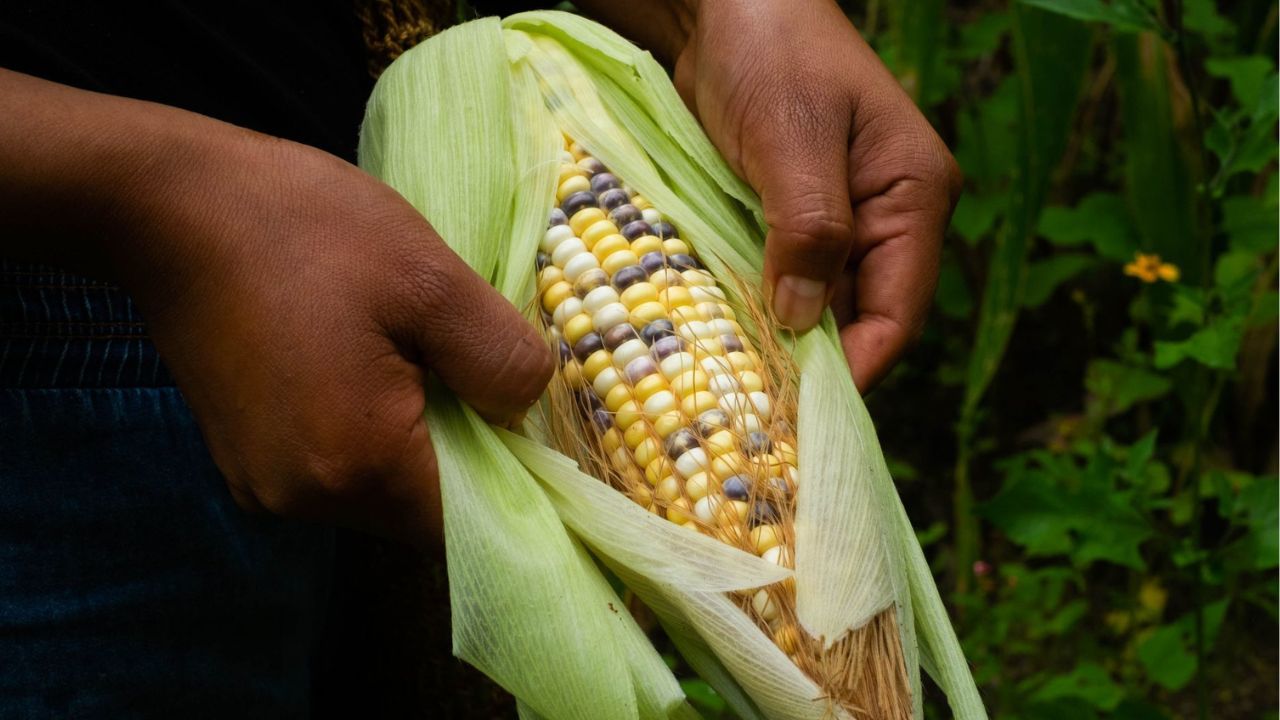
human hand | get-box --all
[0,70,553,547]
[579,0,961,391]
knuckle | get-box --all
[483,327,556,409]
[773,195,855,259]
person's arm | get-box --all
[575,0,962,391]
[0,68,553,547]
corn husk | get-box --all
[359,12,985,719]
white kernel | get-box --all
[688,286,721,304]
[643,390,678,418]
[551,237,587,267]
[558,150,575,164]
[678,320,708,342]
[641,208,662,225]
[675,447,710,480]
[659,352,696,380]
[592,303,630,332]
[719,392,752,416]
[582,286,621,314]
[682,269,714,287]
[707,374,740,397]
[748,391,772,420]
[762,545,792,568]
[553,297,583,328]
[752,589,779,622]
[708,318,736,337]
[736,413,764,435]
[593,367,623,397]
[540,224,575,254]
[699,356,734,377]
[693,494,723,524]
[562,252,600,282]
[613,339,649,368]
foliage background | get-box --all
[315,1,1278,718]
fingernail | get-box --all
[773,275,827,330]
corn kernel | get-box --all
[674,447,710,479]
[582,220,619,248]
[551,237,587,267]
[582,349,613,382]
[564,313,594,345]
[538,266,564,293]
[620,282,658,309]
[631,194,652,210]
[681,390,719,418]
[557,174,591,201]
[629,301,667,326]
[738,370,764,393]
[652,411,685,439]
[591,234,629,261]
[704,429,736,457]
[659,286,694,310]
[624,420,651,450]
[593,366,623,397]
[630,235,663,256]
[750,453,784,478]
[612,338,649,368]
[552,297,582,329]
[610,447,633,473]
[541,281,574,313]
[650,268,683,290]
[773,624,800,655]
[621,465,645,488]
[643,389,678,419]
[662,238,690,255]
[616,401,643,430]
[712,452,745,481]
[717,499,751,527]
[603,250,641,275]
[658,351,695,381]
[774,441,797,466]
[751,589,779,622]
[726,351,754,373]
[682,269,714,287]
[562,361,585,390]
[750,524,783,555]
[645,456,673,485]
[635,437,663,469]
[604,383,633,413]
[669,368,709,398]
[693,494,723,524]
[557,163,585,185]
[631,483,653,506]
[685,472,716,502]
[666,497,694,524]
[570,207,606,235]
[762,545,793,569]
[562,252,600,282]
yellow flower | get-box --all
[1124,253,1180,283]
[1139,579,1168,614]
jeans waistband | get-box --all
[0,259,171,388]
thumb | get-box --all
[748,111,856,332]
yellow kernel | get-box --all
[748,350,764,369]
[631,483,653,506]
[645,456,673,485]
[681,390,719,417]
[538,266,564,293]
[591,234,629,261]
[610,447,633,473]
[695,338,724,356]
[583,221,620,249]
[632,195,652,210]
[650,268,683,290]
[541,281,574,314]
[569,142,587,159]
[621,465,645,488]
[557,174,591,201]
[693,301,722,321]
[666,497,695,524]
[718,304,737,321]
[739,370,764,393]
[557,163,585,185]
[716,499,751,528]
[774,441,797,466]
[773,624,800,655]
[685,472,717,502]
[629,301,668,326]
[605,383,633,413]
[670,368,709,398]
[630,235,663,256]
[562,361,585,390]
[564,313,595,345]
[620,282,659,310]
[681,269,714,287]
[663,238,690,255]
[603,250,641,275]
[712,452,745,480]
[624,420,651,450]
[660,286,694,310]
[635,437,663,469]
[750,453,784,478]
[669,305,701,326]
[726,351,755,373]
[633,374,668,402]
[582,350,613,382]
[704,429,736,457]
[570,207,606,235]
[751,525,784,555]
[656,474,683,503]
[653,411,685,439]
[616,401,643,430]
[602,427,623,454]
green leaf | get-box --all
[1017,0,1159,34]
[1237,477,1279,569]
[1221,194,1279,254]
[936,260,974,319]
[1181,0,1235,47]
[1084,359,1172,415]
[1205,56,1275,112]
[1038,193,1138,261]
[957,11,1011,61]
[1137,624,1197,690]
[1023,254,1096,307]
[678,679,725,715]
[1033,662,1124,710]
[981,471,1079,556]
[1165,286,1207,327]
[951,192,1004,243]
[1153,316,1246,370]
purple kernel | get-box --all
[744,431,772,455]
[598,188,630,211]
[720,334,745,353]
[620,220,653,240]
[609,204,642,226]
[574,268,610,298]
[558,339,573,364]
[665,429,700,458]
[603,323,639,351]
[768,476,792,496]
[592,407,613,431]
[652,221,679,239]
[695,409,731,437]
[612,265,647,290]
[639,251,667,274]
[561,191,598,216]
[590,172,621,194]
[535,251,551,271]
[624,356,658,384]
[722,475,751,501]
[650,335,685,360]
[578,157,606,176]
[548,208,568,226]
[667,253,699,271]
[750,500,780,527]
[573,333,603,362]
[641,319,675,344]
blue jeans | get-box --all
[0,262,333,718]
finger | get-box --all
[838,178,952,392]
[381,222,555,425]
[749,105,856,333]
